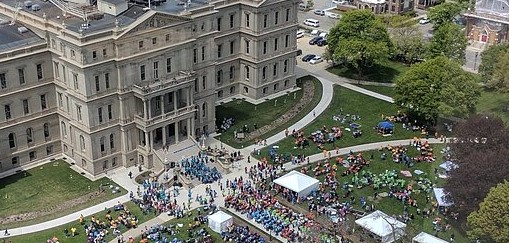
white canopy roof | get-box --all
[208,211,233,233]
[413,232,449,243]
[355,210,407,243]
[433,188,454,207]
[273,170,319,197]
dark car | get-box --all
[308,36,323,45]
[317,39,327,46]
[296,49,303,56]
[301,54,316,62]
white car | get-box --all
[296,31,304,39]
[309,56,323,64]
[419,17,430,25]
[328,13,340,19]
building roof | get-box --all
[101,0,128,5]
[475,0,509,18]
[0,18,45,53]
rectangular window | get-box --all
[95,76,100,92]
[166,58,172,73]
[58,92,63,108]
[98,107,103,123]
[92,51,97,59]
[153,61,159,79]
[193,49,197,63]
[202,76,206,90]
[274,38,278,51]
[66,96,69,112]
[108,104,112,120]
[29,151,36,161]
[194,79,199,92]
[245,66,250,80]
[140,65,146,80]
[286,8,290,22]
[230,41,234,54]
[165,34,170,42]
[103,49,107,56]
[245,40,250,53]
[4,105,11,120]
[285,35,290,48]
[53,62,59,79]
[230,14,234,28]
[275,12,279,25]
[217,44,222,58]
[263,15,268,28]
[217,17,222,31]
[47,145,53,155]
[23,99,29,115]
[105,73,110,89]
[73,73,78,90]
[76,105,82,121]
[284,59,289,73]
[0,73,6,89]
[216,70,222,84]
[201,46,205,61]
[262,67,266,79]
[71,50,75,59]
[246,14,250,27]
[36,64,43,80]
[139,41,144,49]
[40,94,47,110]
[152,37,157,45]
[18,68,25,84]
[230,66,235,80]
[273,63,278,76]
[263,41,267,54]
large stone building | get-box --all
[349,0,414,15]
[0,0,299,175]
[464,0,509,44]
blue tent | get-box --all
[378,121,394,129]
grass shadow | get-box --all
[327,60,410,83]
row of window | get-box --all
[8,123,51,148]
[4,95,47,120]
[261,8,291,29]
[7,146,52,166]
[262,60,290,80]
[0,64,44,89]
[140,57,172,81]
[98,105,114,123]
[94,73,111,92]
[61,121,115,153]
[262,35,291,54]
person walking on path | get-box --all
[4,228,9,236]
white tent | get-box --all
[273,170,319,197]
[355,210,407,243]
[208,211,233,233]
[413,232,449,243]
[433,188,454,207]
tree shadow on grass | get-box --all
[327,61,408,83]
[0,170,32,190]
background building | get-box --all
[465,0,509,45]
[0,0,299,175]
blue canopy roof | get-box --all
[378,121,395,129]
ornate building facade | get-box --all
[465,0,509,44]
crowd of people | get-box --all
[180,155,222,184]
[218,117,234,132]
[221,225,266,242]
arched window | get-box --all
[80,135,85,151]
[110,134,115,149]
[26,127,33,143]
[202,103,207,118]
[229,66,235,80]
[8,133,16,148]
[43,123,50,138]
[244,66,250,80]
[230,86,236,94]
[100,136,105,152]
[61,121,67,136]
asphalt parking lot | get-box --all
[296,35,330,70]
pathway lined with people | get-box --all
[2,68,418,240]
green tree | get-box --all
[427,2,462,28]
[428,23,467,64]
[394,56,480,123]
[490,49,509,92]
[390,25,426,64]
[467,181,509,243]
[326,10,390,77]
[479,43,509,83]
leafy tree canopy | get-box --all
[390,25,426,64]
[428,2,462,28]
[478,43,509,83]
[394,56,480,123]
[489,49,509,92]
[428,23,467,64]
[467,181,509,243]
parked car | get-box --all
[309,56,323,64]
[296,31,304,39]
[328,13,340,19]
[314,9,325,16]
[296,49,303,56]
[302,54,316,62]
[317,39,327,46]
[419,17,430,25]
[309,36,323,45]
[304,19,320,27]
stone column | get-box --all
[148,98,152,119]
[186,88,190,107]
[175,121,179,143]
[160,94,165,115]
[162,125,167,146]
[149,130,153,152]
[145,131,149,151]
[187,118,193,138]
[143,99,148,119]
[174,91,178,111]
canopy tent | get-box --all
[433,188,454,207]
[412,232,449,243]
[377,121,395,135]
[439,161,458,172]
[208,211,233,233]
[273,170,319,197]
[355,210,407,243]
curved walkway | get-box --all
[2,67,407,239]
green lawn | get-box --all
[327,60,410,83]
[0,161,123,228]
[355,84,396,98]
[254,86,420,158]
[6,201,155,243]
[273,145,468,242]
[216,76,323,148]
[135,208,223,242]
[476,88,509,125]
